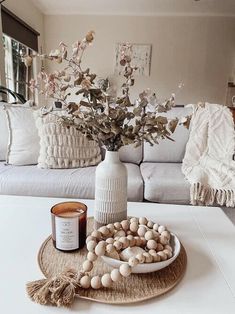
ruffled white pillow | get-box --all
[34,110,101,169]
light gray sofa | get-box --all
[0,107,192,204]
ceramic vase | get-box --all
[94,150,127,228]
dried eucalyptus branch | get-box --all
[26,31,189,151]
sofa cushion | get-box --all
[0,103,8,161]
[143,107,192,163]
[140,162,190,204]
[5,105,40,165]
[119,144,143,165]
[0,162,143,202]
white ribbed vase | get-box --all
[94,150,127,228]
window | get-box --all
[3,34,35,101]
[0,5,40,102]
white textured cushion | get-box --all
[5,106,40,165]
[140,162,190,204]
[143,107,192,163]
[0,162,143,201]
[35,112,101,169]
[0,103,9,161]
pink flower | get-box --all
[81,78,92,90]
[29,79,37,92]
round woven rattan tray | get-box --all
[38,217,187,304]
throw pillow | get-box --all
[0,102,9,161]
[34,111,102,169]
[5,105,40,165]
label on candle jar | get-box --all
[55,217,79,250]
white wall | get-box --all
[44,14,235,105]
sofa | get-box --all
[0,107,192,204]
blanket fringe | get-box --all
[190,183,235,207]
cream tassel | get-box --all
[26,269,82,307]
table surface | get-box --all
[0,195,235,314]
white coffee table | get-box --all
[0,195,235,314]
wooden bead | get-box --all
[127,235,135,246]
[115,230,126,238]
[91,276,102,289]
[147,220,154,228]
[161,230,171,240]
[143,252,153,263]
[113,240,122,251]
[130,217,139,224]
[137,226,147,237]
[101,273,112,288]
[106,244,115,253]
[130,222,138,233]
[156,243,164,251]
[114,222,122,230]
[140,237,147,247]
[134,236,142,246]
[119,264,132,277]
[105,250,120,260]
[144,230,154,241]
[150,252,161,262]
[153,223,159,231]
[110,269,121,282]
[159,235,169,245]
[119,237,129,249]
[99,226,109,237]
[152,230,160,240]
[83,260,93,272]
[80,275,91,289]
[128,257,139,267]
[121,220,130,231]
[147,239,157,250]
[163,249,173,258]
[148,249,157,255]
[139,217,148,225]
[106,237,115,244]
[106,223,115,233]
[136,253,145,263]
[86,240,97,252]
[164,244,173,252]
[158,225,166,234]
[91,230,102,240]
[95,243,106,256]
[98,240,107,247]
[157,251,167,261]
[86,235,96,244]
[87,252,98,262]
[126,230,132,235]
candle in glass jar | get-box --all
[51,202,87,252]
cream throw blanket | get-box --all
[182,103,235,207]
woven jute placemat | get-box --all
[38,217,187,304]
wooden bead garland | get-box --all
[79,217,174,290]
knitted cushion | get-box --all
[35,112,101,169]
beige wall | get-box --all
[44,14,235,105]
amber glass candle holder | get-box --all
[51,201,87,252]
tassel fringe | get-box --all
[190,183,235,207]
[26,269,82,307]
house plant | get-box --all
[28,31,187,227]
